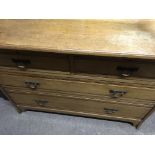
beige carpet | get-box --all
[0,98,155,135]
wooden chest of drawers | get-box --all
[0,20,155,128]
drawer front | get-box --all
[8,91,151,119]
[74,55,155,78]
[2,74,155,101]
[0,50,69,71]
[1,49,155,79]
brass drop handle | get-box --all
[109,90,127,98]
[25,81,40,90]
[104,108,118,114]
[12,58,31,70]
[34,99,48,106]
[117,66,138,77]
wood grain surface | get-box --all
[0,20,155,59]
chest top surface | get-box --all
[0,19,155,59]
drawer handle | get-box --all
[109,90,127,98]
[34,99,48,106]
[12,58,31,70]
[104,108,119,114]
[25,81,40,90]
[117,66,138,77]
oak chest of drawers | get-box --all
[0,20,155,128]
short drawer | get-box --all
[2,74,155,101]
[0,49,69,71]
[74,55,155,79]
[8,91,151,119]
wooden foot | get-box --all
[16,107,26,113]
[132,120,141,129]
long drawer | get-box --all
[1,49,155,79]
[2,73,155,101]
[8,91,151,119]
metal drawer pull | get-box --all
[25,81,40,90]
[12,58,31,70]
[104,108,119,114]
[117,66,138,77]
[109,90,127,98]
[34,99,48,106]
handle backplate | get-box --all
[104,107,119,114]
[12,58,31,70]
[25,81,40,90]
[117,66,138,77]
[34,99,48,106]
[109,90,127,98]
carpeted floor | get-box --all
[0,97,155,135]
